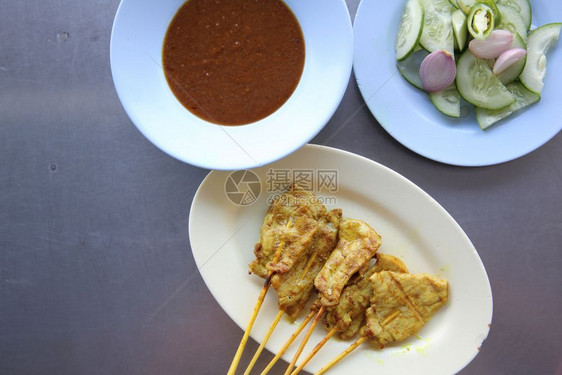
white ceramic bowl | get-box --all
[110,0,353,170]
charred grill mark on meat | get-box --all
[361,271,448,348]
[249,186,325,279]
[271,208,342,321]
[241,184,451,373]
[310,270,449,375]
[323,254,409,339]
[314,219,382,307]
[249,185,345,321]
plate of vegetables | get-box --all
[353,0,561,166]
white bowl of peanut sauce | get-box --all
[111,0,353,170]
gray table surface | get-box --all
[1,1,561,374]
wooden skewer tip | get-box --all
[283,307,325,375]
[290,326,339,375]
[243,310,285,375]
[314,336,368,375]
[259,310,315,375]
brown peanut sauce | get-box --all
[162,0,305,126]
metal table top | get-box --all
[1,1,561,374]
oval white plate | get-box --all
[353,0,562,166]
[110,0,352,170]
[189,144,493,374]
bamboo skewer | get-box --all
[246,248,320,374]
[259,310,315,375]
[243,310,285,375]
[314,336,368,375]
[227,231,288,375]
[283,306,326,375]
[227,276,273,375]
[290,326,339,375]
[230,189,347,374]
[300,251,318,279]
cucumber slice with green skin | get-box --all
[430,83,461,117]
[456,49,515,109]
[497,33,526,85]
[396,0,425,61]
[419,0,455,55]
[475,82,540,129]
[496,0,531,30]
[520,23,562,94]
[496,4,527,42]
[397,48,430,90]
[449,0,459,9]
[452,9,468,51]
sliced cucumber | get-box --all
[452,9,468,51]
[496,4,527,42]
[397,48,430,90]
[430,83,461,117]
[496,33,526,85]
[475,82,540,129]
[496,0,531,30]
[396,0,425,61]
[456,49,515,109]
[419,0,455,55]
[520,23,562,94]
[448,0,459,9]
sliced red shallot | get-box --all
[469,30,514,59]
[493,48,527,75]
[419,50,457,93]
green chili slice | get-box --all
[468,3,495,40]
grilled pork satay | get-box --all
[286,219,382,375]
[288,255,408,375]
[323,254,409,339]
[243,188,342,375]
[231,186,330,375]
[361,271,448,348]
[271,208,342,321]
[314,219,382,307]
[314,271,448,375]
[250,209,342,375]
[249,185,343,320]
[250,186,327,278]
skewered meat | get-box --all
[249,186,327,278]
[314,219,382,307]
[323,254,408,339]
[271,208,342,321]
[361,271,448,348]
